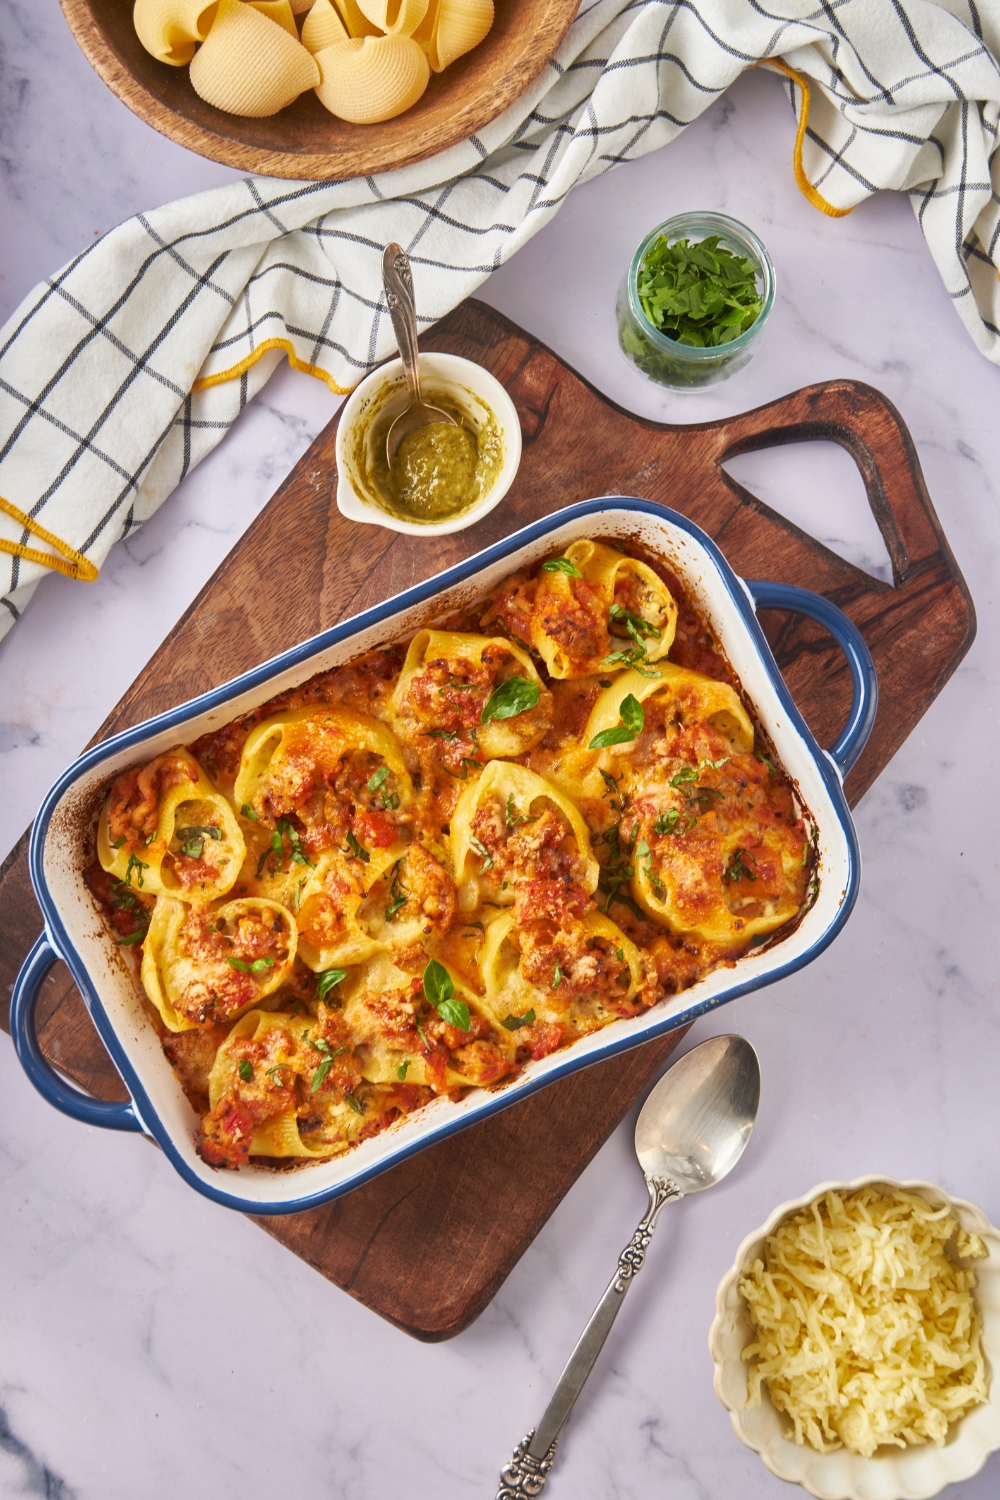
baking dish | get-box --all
[10,498,876,1215]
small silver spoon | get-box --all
[381,243,457,464]
[497,1034,761,1499]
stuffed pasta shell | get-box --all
[141,896,297,1032]
[339,952,514,1092]
[450,761,599,912]
[387,629,552,761]
[486,539,677,679]
[98,747,245,901]
[234,707,414,859]
[479,909,655,1052]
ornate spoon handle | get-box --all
[496,1175,680,1499]
[381,242,422,405]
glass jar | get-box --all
[616,212,775,392]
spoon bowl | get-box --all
[635,1033,760,1194]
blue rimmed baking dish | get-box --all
[10,498,876,1215]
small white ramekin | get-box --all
[709,1175,1000,1500]
[335,352,522,536]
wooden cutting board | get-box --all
[0,300,974,1340]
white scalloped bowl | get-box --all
[709,1176,1000,1500]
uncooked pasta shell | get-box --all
[189,0,320,116]
[301,0,349,54]
[247,0,298,36]
[356,0,429,37]
[414,0,492,72]
[333,0,380,37]
[133,0,219,65]
[314,34,430,124]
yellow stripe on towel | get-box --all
[0,495,99,582]
[192,336,356,395]
[760,58,855,220]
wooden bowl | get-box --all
[58,0,580,181]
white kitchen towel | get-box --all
[1,0,998,638]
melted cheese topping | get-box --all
[740,1187,989,1456]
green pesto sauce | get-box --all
[356,384,503,525]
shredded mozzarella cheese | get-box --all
[739,1187,988,1457]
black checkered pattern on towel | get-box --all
[0,0,998,634]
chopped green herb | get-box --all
[616,948,624,962]
[654,809,681,836]
[636,233,763,348]
[425,728,459,740]
[608,602,660,640]
[112,835,126,849]
[265,1064,289,1081]
[251,957,275,972]
[502,1009,536,1031]
[124,853,149,889]
[367,765,390,793]
[345,1092,365,1115]
[385,860,409,921]
[397,1061,410,1081]
[670,766,699,788]
[240,803,258,820]
[552,965,563,990]
[588,693,644,750]
[463,921,485,936]
[115,929,146,947]
[238,1060,253,1082]
[801,841,811,868]
[540,556,582,577]
[316,967,347,1002]
[469,834,494,873]
[725,847,757,883]
[700,757,730,771]
[225,956,252,973]
[756,754,776,774]
[342,830,370,864]
[504,793,537,828]
[175,824,222,860]
[481,676,541,725]
[417,1021,430,1052]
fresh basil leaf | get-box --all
[115,929,147,947]
[238,1060,253,1082]
[480,676,540,725]
[112,835,126,849]
[316,967,347,1001]
[552,965,563,990]
[437,997,472,1031]
[670,766,699,787]
[422,958,454,1010]
[501,1008,536,1031]
[396,1061,410,1081]
[367,765,390,793]
[124,853,148,889]
[588,693,644,749]
[251,958,275,972]
[540,557,582,577]
[240,803,258,819]
[225,957,251,973]
[345,1092,365,1116]
[654,809,681,835]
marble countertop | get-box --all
[4,8,1000,1497]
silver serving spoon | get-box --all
[497,1034,761,1499]
[381,243,457,464]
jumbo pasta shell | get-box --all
[314,34,430,123]
[332,0,380,36]
[356,0,428,37]
[133,0,219,65]
[189,0,320,117]
[248,0,298,36]
[414,0,492,72]
[301,0,349,53]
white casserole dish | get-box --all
[11,498,876,1215]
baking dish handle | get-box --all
[743,580,878,779]
[10,934,145,1133]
